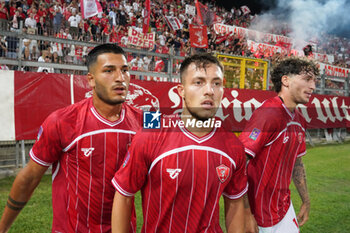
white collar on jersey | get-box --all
[281,103,295,119]
[90,106,125,127]
[178,123,217,144]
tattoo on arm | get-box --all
[292,158,310,204]
[6,196,27,211]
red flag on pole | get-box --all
[80,0,102,19]
[195,0,204,25]
[195,1,219,26]
[189,24,208,48]
[240,5,251,15]
[142,0,151,33]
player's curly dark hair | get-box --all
[180,53,223,83]
[271,57,320,93]
[86,44,126,72]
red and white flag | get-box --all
[189,24,208,48]
[213,14,223,24]
[80,0,102,19]
[195,0,204,25]
[164,16,183,31]
[240,5,251,15]
[142,0,151,33]
[195,0,221,26]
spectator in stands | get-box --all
[25,13,37,34]
[108,7,117,26]
[39,32,51,51]
[101,21,112,43]
[37,52,54,73]
[88,17,99,41]
[52,6,63,34]
[0,63,9,70]
[5,35,19,59]
[0,36,7,57]
[31,45,39,61]
[10,10,21,31]
[0,2,9,31]
[37,16,46,35]
[68,10,79,37]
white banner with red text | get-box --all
[128,28,155,48]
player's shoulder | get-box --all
[43,98,90,128]
[123,103,143,117]
[122,103,143,129]
[253,96,285,120]
[215,126,245,151]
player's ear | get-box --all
[177,84,185,98]
[87,72,95,88]
[281,75,289,88]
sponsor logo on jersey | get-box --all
[143,111,161,129]
[122,152,130,168]
[283,136,289,143]
[216,164,230,183]
[166,168,182,179]
[81,148,95,157]
[37,126,43,141]
[249,128,261,141]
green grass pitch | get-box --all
[0,142,349,232]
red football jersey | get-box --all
[239,96,306,227]
[30,98,142,233]
[113,115,248,233]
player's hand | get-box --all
[245,210,259,233]
[297,202,310,226]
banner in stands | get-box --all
[247,40,289,56]
[213,23,294,45]
[189,24,208,48]
[319,63,350,78]
[164,16,183,31]
[127,28,155,48]
[0,71,347,140]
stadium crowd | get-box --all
[0,0,349,91]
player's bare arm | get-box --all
[0,160,48,233]
[292,157,310,226]
[243,154,258,233]
[224,197,245,233]
[243,194,259,233]
[111,191,133,233]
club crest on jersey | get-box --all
[249,128,261,141]
[216,164,230,183]
[166,168,182,179]
[81,148,95,157]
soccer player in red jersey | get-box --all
[111,54,248,233]
[239,57,319,233]
[0,44,142,233]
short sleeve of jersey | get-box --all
[112,131,152,196]
[30,111,63,167]
[222,143,248,199]
[239,108,278,158]
[296,113,307,157]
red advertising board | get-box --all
[14,71,350,140]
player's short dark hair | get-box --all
[180,53,223,83]
[86,43,126,72]
[271,57,320,93]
